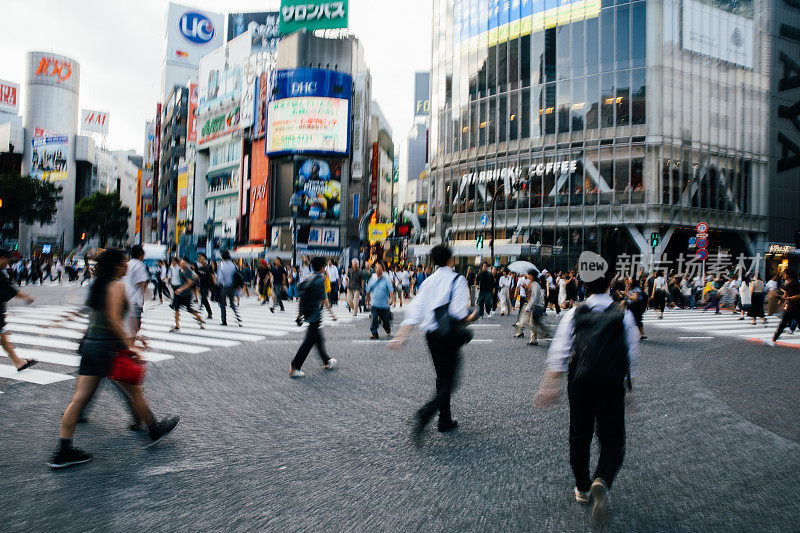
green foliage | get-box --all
[74,191,131,247]
[0,173,62,225]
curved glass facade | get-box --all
[429,0,770,270]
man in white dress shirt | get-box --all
[534,251,640,529]
[390,245,477,437]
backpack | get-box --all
[567,302,629,387]
[298,273,321,319]
[232,269,245,289]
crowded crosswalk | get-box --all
[643,308,800,348]
[0,298,361,389]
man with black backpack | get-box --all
[534,251,639,529]
[290,256,338,378]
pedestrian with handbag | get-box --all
[389,245,477,438]
[47,248,179,469]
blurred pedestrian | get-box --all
[390,245,477,437]
[0,250,37,371]
[367,262,394,339]
[270,258,287,313]
[217,250,242,327]
[535,255,639,529]
[170,257,205,332]
[291,256,338,378]
[47,248,179,469]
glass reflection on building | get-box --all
[429,0,769,272]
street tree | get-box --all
[74,191,131,247]
[0,172,62,226]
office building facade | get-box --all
[428,0,794,274]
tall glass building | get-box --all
[428,0,777,273]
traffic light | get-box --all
[81,232,86,241]
[650,232,659,247]
[476,235,484,249]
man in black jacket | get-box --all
[475,262,495,318]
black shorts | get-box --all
[172,292,194,312]
[0,311,5,334]
[78,337,116,377]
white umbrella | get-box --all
[507,260,539,276]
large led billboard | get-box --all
[265,68,352,156]
[454,0,601,52]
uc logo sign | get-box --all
[179,12,215,44]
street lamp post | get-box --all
[490,182,505,266]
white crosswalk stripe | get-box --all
[1,297,360,388]
[643,309,800,347]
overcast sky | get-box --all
[1,0,431,154]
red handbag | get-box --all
[109,349,146,385]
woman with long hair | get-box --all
[48,248,179,469]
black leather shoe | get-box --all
[437,420,458,433]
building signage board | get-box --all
[166,3,224,67]
[370,142,379,205]
[308,226,340,248]
[187,82,198,143]
[768,244,796,255]
[249,138,270,242]
[278,0,348,35]
[681,0,754,69]
[198,105,241,145]
[368,223,393,244]
[31,134,68,182]
[80,109,109,135]
[227,11,280,53]
[351,73,367,179]
[198,31,251,112]
[290,157,342,220]
[413,72,430,117]
[266,68,352,156]
[0,80,19,114]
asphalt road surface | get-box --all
[1,295,799,532]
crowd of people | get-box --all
[7,256,89,285]
[2,243,799,528]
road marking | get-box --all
[0,363,74,384]
[677,336,714,339]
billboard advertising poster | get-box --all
[266,68,352,156]
[291,157,342,220]
[681,0,754,69]
[198,31,251,112]
[351,73,367,180]
[166,3,224,67]
[0,80,19,114]
[187,82,198,143]
[31,134,68,182]
[227,12,280,53]
[80,109,109,135]
[250,139,270,242]
[279,0,348,35]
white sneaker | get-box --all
[590,479,610,528]
[490,312,496,317]
[324,358,337,370]
[290,369,305,378]
[574,487,590,503]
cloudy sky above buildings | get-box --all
[1,0,432,153]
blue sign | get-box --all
[696,248,708,260]
[353,193,359,220]
[688,237,697,247]
[42,244,51,254]
[179,12,216,44]
[696,238,708,249]
[480,213,489,227]
[270,68,352,101]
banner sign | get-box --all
[166,3,224,66]
[31,134,68,182]
[351,73,367,180]
[80,109,109,135]
[279,0,348,35]
[0,80,19,114]
[199,105,241,145]
[187,82,198,143]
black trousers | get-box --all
[292,321,330,370]
[199,286,213,317]
[568,382,626,492]
[418,332,461,426]
[370,307,392,335]
[476,290,493,316]
[774,309,800,341]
